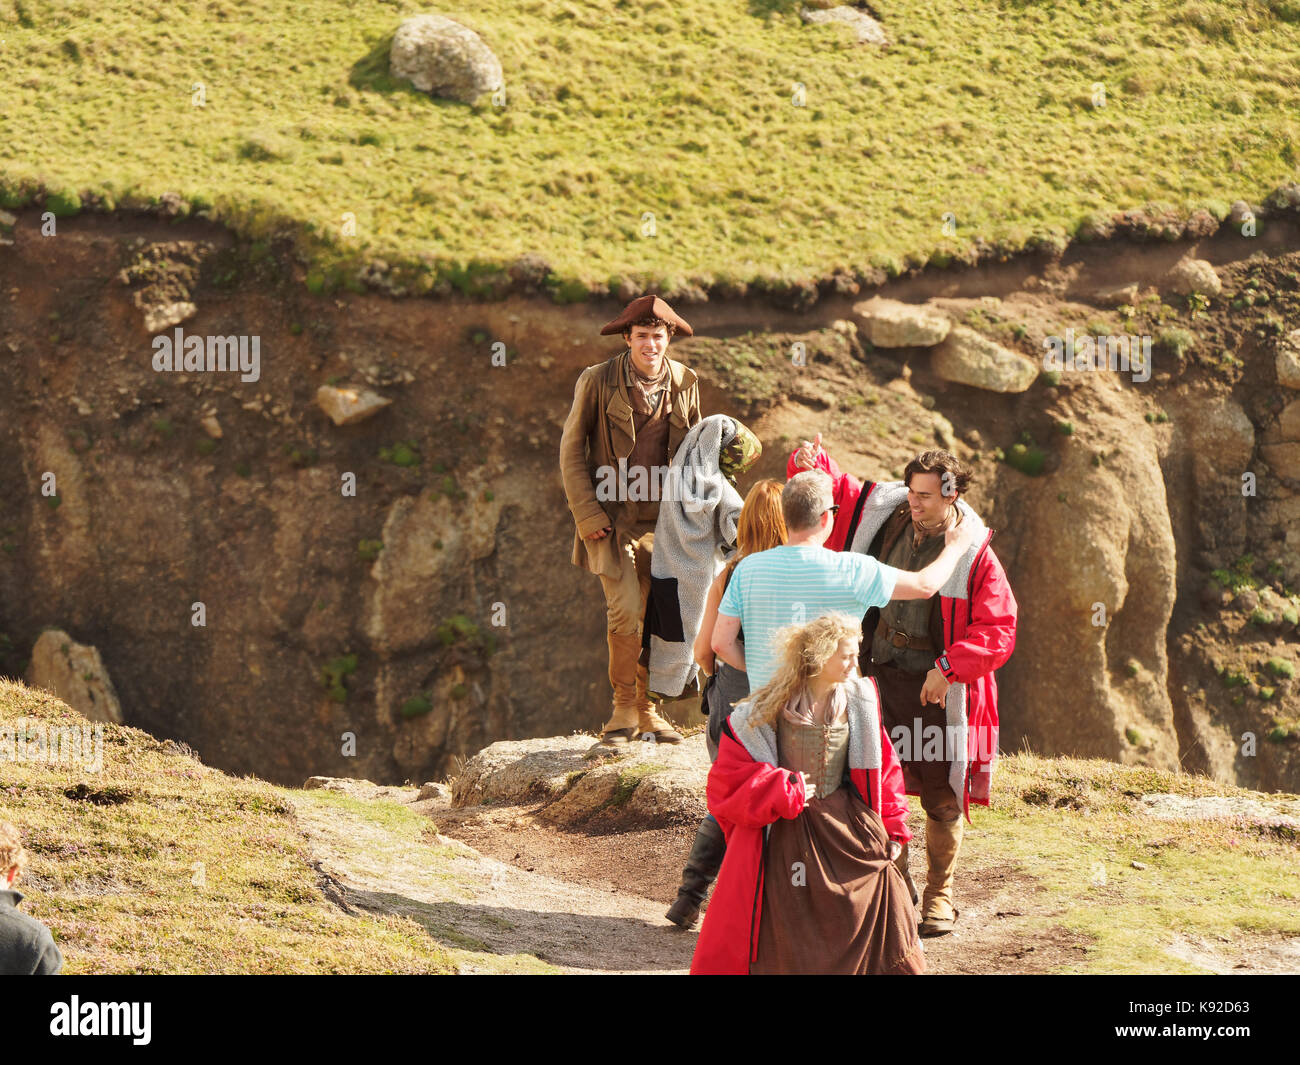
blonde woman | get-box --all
[667,478,786,928]
[0,819,63,974]
[690,613,923,974]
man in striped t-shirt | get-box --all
[712,471,977,694]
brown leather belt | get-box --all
[875,618,934,652]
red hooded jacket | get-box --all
[690,681,910,975]
[785,448,1018,816]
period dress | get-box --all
[750,686,925,975]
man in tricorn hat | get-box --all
[560,294,703,746]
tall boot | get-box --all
[600,632,642,745]
[894,841,920,908]
[635,661,682,744]
[919,814,964,937]
[666,814,726,928]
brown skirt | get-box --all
[751,786,925,975]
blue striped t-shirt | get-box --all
[716,545,901,694]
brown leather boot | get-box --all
[600,632,642,745]
[919,814,963,937]
[635,660,681,743]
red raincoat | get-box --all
[785,448,1018,816]
[689,700,910,975]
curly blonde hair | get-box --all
[0,820,25,883]
[745,613,861,729]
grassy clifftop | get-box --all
[2,0,1299,294]
[0,677,551,973]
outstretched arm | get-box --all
[889,521,980,599]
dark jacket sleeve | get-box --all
[32,928,63,975]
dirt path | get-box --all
[290,786,698,974]
[290,779,1089,974]
[432,803,1092,975]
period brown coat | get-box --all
[559,349,702,580]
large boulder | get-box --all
[851,297,951,347]
[1174,398,1256,558]
[451,733,709,828]
[999,399,1179,769]
[1259,397,1300,490]
[26,630,124,724]
[1166,258,1222,298]
[930,325,1039,392]
[390,14,503,104]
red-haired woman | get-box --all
[665,478,787,929]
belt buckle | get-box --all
[890,629,909,649]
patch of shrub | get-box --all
[379,441,420,467]
[1265,658,1295,679]
[1004,442,1046,476]
[319,653,359,703]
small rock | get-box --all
[316,384,393,426]
[0,209,16,227]
[142,301,197,333]
[200,414,223,439]
[69,395,92,416]
[1233,588,1260,613]
[1276,330,1300,390]
[1228,200,1256,226]
[1093,281,1139,307]
[1166,258,1222,297]
[1131,860,1147,870]
[800,4,888,45]
[417,781,452,802]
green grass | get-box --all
[0,679,465,973]
[2,1,1299,293]
[979,753,1300,973]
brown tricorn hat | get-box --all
[599,293,694,337]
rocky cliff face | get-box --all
[1,208,1297,789]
